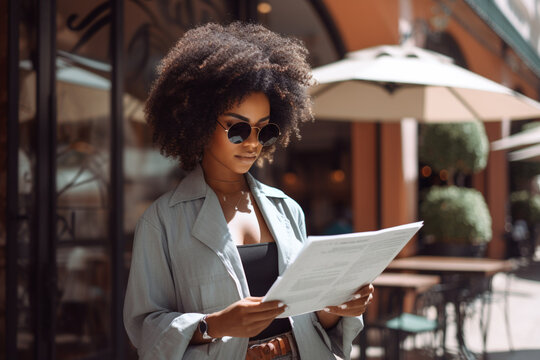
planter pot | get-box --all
[420,242,487,258]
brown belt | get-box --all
[246,335,293,360]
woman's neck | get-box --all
[202,169,248,194]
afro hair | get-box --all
[145,22,314,171]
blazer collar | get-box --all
[168,163,287,207]
[168,163,295,296]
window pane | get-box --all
[15,0,40,356]
[56,1,112,357]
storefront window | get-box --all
[6,1,345,358]
[55,1,113,357]
[13,1,39,357]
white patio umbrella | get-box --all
[310,45,540,122]
[507,144,540,162]
[490,125,540,161]
[491,127,540,151]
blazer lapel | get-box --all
[174,165,249,298]
[247,174,302,275]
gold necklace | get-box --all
[220,190,247,211]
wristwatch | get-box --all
[198,315,216,341]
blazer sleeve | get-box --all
[321,315,364,360]
[123,216,206,359]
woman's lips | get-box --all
[235,154,257,163]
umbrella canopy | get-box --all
[310,45,540,122]
[491,126,540,161]
[507,144,540,162]
[491,127,540,151]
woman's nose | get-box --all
[243,127,260,147]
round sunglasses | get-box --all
[216,121,280,146]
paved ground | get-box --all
[345,253,540,360]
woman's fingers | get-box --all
[208,298,287,338]
[246,303,287,321]
[324,283,375,317]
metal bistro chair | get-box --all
[456,261,517,356]
[372,282,455,360]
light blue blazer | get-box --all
[123,164,363,359]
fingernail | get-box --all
[324,307,330,312]
[339,304,348,309]
[278,302,285,308]
[353,294,362,300]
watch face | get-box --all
[199,318,211,339]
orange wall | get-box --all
[484,123,509,259]
[351,123,378,231]
[324,0,400,51]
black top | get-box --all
[237,242,292,340]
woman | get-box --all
[123,22,374,360]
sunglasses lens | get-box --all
[227,122,252,144]
[258,124,280,146]
[225,122,280,146]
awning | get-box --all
[464,0,540,78]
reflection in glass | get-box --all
[55,1,113,357]
[14,1,39,356]
[122,0,235,237]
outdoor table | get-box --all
[359,272,441,360]
[386,256,514,360]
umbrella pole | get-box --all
[376,122,382,230]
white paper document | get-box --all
[263,221,423,318]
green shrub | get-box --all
[510,190,540,225]
[419,122,489,175]
[420,186,492,245]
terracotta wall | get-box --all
[324,0,400,51]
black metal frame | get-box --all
[33,0,57,358]
[309,0,347,59]
[110,0,125,358]
[6,0,20,359]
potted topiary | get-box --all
[418,122,492,257]
[420,186,492,256]
[419,122,488,186]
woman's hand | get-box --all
[316,284,374,329]
[205,297,286,339]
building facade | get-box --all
[1,0,539,359]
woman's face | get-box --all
[202,92,271,178]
